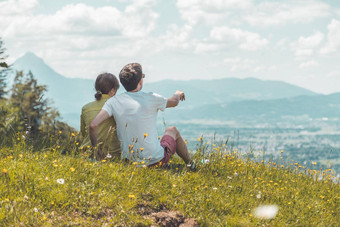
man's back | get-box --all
[103,91,167,165]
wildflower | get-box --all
[34,207,39,213]
[280,150,284,153]
[24,195,29,200]
[57,178,65,185]
[71,133,75,137]
[253,205,279,219]
[257,194,262,199]
[144,133,148,138]
[131,150,134,153]
[234,172,238,177]
[140,147,144,151]
[102,159,106,163]
[312,161,317,165]
[227,176,232,179]
[70,167,75,172]
[2,169,7,174]
[212,187,217,190]
[128,194,136,198]
[106,153,112,158]
[58,131,62,134]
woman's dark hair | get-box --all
[94,73,120,100]
[119,63,142,91]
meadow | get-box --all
[0,133,339,226]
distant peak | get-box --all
[14,51,46,66]
[21,51,43,60]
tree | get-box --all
[0,37,10,100]
[10,71,48,134]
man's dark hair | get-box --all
[94,73,119,100]
[119,63,142,91]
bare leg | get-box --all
[164,126,191,164]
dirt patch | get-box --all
[149,211,199,227]
[137,203,199,227]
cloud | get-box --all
[299,60,320,69]
[1,1,158,39]
[0,0,160,78]
[320,19,340,55]
[223,57,255,72]
[245,0,330,27]
[0,0,38,15]
[291,31,324,58]
[176,0,252,26]
[210,26,268,51]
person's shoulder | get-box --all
[82,100,97,111]
[142,91,164,98]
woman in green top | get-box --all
[80,73,121,160]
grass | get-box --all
[0,135,339,226]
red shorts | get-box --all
[149,135,176,167]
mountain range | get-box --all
[9,52,336,129]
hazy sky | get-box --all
[1,0,340,94]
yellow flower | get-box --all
[312,161,317,165]
[102,159,107,163]
[131,150,134,153]
[58,131,62,134]
[280,150,284,153]
[128,194,135,198]
[70,167,75,172]
[2,169,7,174]
[140,147,144,151]
[71,133,75,137]
[144,133,148,138]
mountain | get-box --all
[10,52,319,129]
[143,78,317,108]
[11,52,95,128]
[166,93,340,124]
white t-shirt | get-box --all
[102,91,167,165]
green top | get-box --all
[80,94,121,159]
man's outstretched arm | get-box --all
[166,90,185,108]
[89,109,110,147]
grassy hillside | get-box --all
[0,135,339,226]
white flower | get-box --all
[228,185,233,188]
[106,153,112,159]
[212,187,217,190]
[234,172,238,177]
[256,194,262,199]
[253,205,279,219]
[204,159,210,164]
[227,176,232,179]
[33,207,38,213]
[57,178,65,185]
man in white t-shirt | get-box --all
[90,63,195,168]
